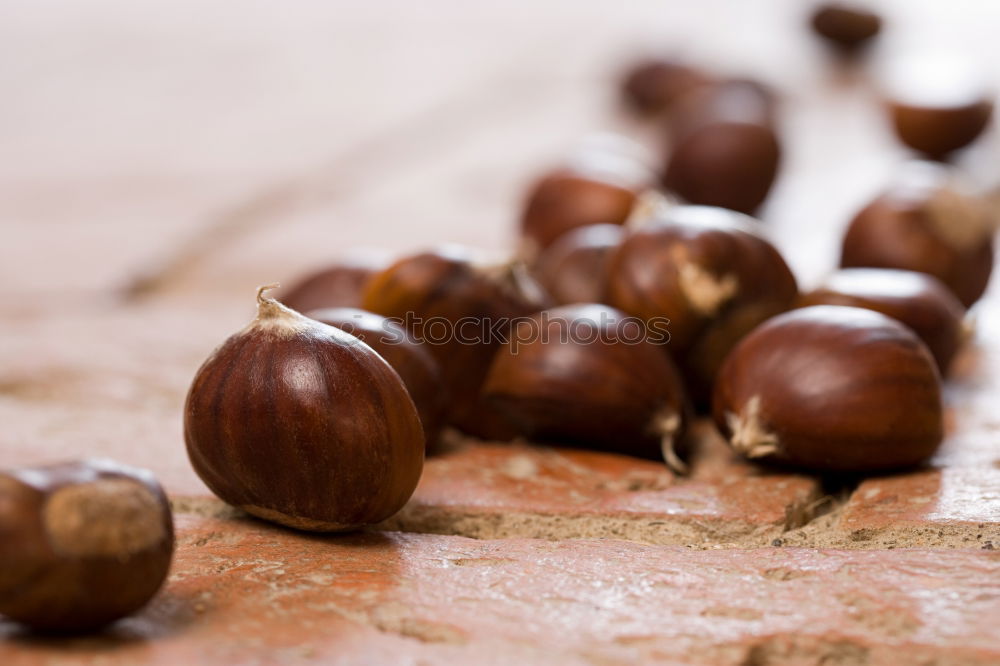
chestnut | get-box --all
[621,58,714,115]
[482,304,689,469]
[713,305,944,471]
[0,459,174,632]
[533,223,625,305]
[607,205,798,403]
[883,55,993,160]
[519,140,653,256]
[184,286,424,531]
[279,252,389,313]
[799,268,966,373]
[361,246,548,438]
[810,3,882,52]
[306,306,448,448]
[840,162,995,307]
[662,79,781,215]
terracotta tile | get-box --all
[381,433,822,547]
[2,512,998,665]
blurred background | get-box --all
[3,0,1000,316]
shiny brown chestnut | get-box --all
[883,56,993,160]
[662,79,781,215]
[840,162,995,307]
[810,3,882,51]
[607,205,798,403]
[361,246,548,439]
[519,140,652,256]
[713,305,944,471]
[279,252,389,313]
[799,268,966,373]
[621,58,714,115]
[0,459,174,632]
[483,304,689,470]
[307,306,448,448]
[533,224,625,305]
[185,286,424,531]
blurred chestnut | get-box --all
[534,224,625,305]
[608,205,798,403]
[621,58,714,115]
[662,79,781,214]
[799,268,965,373]
[307,307,448,448]
[714,305,943,471]
[483,304,689,469]
[361,246,548,438]
[810,3,881,52]
[883,55,994,160]
[185,287,424,531]
[279,252,389,313]
[519,138,653,257]
[840,162,995,307]
[0,459,174,632]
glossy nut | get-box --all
[810,3,882,51]
[533,224,625,305]
[713,305,944,471]
[307,306,448,448]
[840,162,995,307]
[621,58,714,115]
[607,205,798,404]
[184,287,424,532]
[883,55,994,160]
[799,268,966,373]
[662,79,781,215]
[0,459,174,632]
[483,304,689,469]
[361,246,548,438]
[279,252,389,313]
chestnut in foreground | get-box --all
[810,3,881,52]
[799,268,966,373]
[621,58,713,115]
[362,246,548,439]
[608,205,798,403]
[840,162,995,307]
[185,286,424,531]
[662,80,780,215]
[534,224,625,305]
[280,252,389,313]
[307,306,448,448]
[882,56,993,160]
[482,304,689,470]
[0,459,174,632]
[714,306,944,472]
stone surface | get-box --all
[2,511,999,666]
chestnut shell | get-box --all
[889,99,993,161]
[482,304,689,461]
[662,80,780,215]
[798,268,966,373]
[307,306,448,448]
[534,224,625,305]
[839,170,994,307]
[0,459,174,632]
[279,254,388,313]
[621,59,714,115]
[713,305,943,472]
[810,4,881,51]
[607,205,798,403]
[361,247,547,437]
[185,292,424,531]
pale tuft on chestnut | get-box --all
[184,285,424,532]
